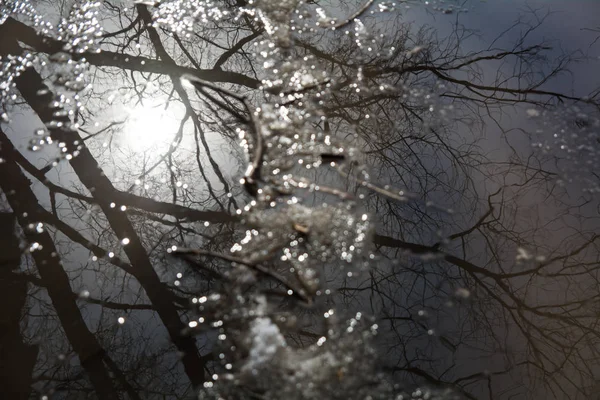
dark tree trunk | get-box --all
[0,128,120,399]
[0,29,206,387]
[0,213,38,400]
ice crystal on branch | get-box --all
[161,0,407,398]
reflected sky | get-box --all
[1,0,600,399]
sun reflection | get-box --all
[124,99,181,152]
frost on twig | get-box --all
[154,0,459,398]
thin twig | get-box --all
[333,0,375,29]
[173,247,312,304]
[181,74,265,195]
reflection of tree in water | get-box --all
[1,0,600,398]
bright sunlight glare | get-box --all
[124,99,181,152]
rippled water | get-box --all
[1,0,600,399]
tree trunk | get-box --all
[0,128,119,399]
[0,30,206,387]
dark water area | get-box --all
[1,0,600,398]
